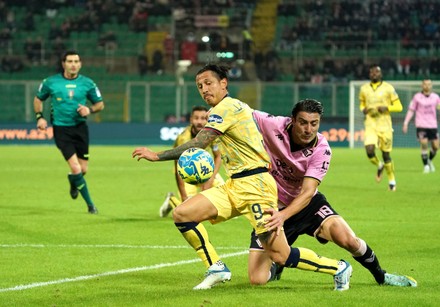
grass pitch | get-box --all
[0,145,438,306]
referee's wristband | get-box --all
[88,107,96,114]
[35,112,44,120]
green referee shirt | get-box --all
[36,73,103,126]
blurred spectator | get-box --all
[5,10,17,33]
[138,54,149,76]
[151,49,164,75]
[1,56,24,73]
[48,22,63,41]
[254,51,264,80]
[130,2,148,32]
[98,31,118,50]
[165,114,177,123]
[379,57,397,78]
[60,17,72,38]
[32,37,43,64]
[218,32,230,52]
[163,33,175,66]
[398,58,411,76]
[180,32,197,65]
[51,36,66,62]
[242,27,253,60]
[264,48,280,81]
[0,28,12,49]
[331,60,347,83]
[429,57,440,75]
[22,11,35,31]
[24,37,35,62]
[0,1,7,21]
[228,61,243,80]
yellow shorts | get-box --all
[200,171,278,235]
[364,117,394,152]
[364,127,393,152]
[183,173,225,198]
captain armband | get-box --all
[35,112,44,121]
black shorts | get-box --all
[249,192,339,249]
[416,128,439,141]
[53,122,89,161]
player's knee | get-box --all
[249,273,268,286]
[71,165,82,174]
[366,150,375,158]
[172,206,184,222]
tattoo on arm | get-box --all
[157,129,218,161]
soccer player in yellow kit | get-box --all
[359,65,403,191]
[159,105,225,217]
[133,64,352,291]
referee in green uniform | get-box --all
[33,50,104,214]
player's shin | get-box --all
[287,247,339,275]
[175,221,220,268]
[71,173,94,207]
[352,241,385,284]
[384,161,395,182]
[169,195,181,209]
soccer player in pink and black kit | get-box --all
[403,79,440,173]
[248,99,417,287]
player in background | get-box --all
[359,65,403,191]
[402,79,440,173]
[34,50,104,214]
[133,64,352,291]
[159,105,225,217]
[248,99,417,287]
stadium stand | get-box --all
[1,0,440,123]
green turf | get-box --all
[0,145,438,306]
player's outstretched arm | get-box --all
[132,147,160,161]
[133,128,218,162]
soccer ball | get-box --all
[177,148,214,185]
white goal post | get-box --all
[348,80,440,149]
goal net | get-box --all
[348,80,440,149]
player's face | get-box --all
[422,80,432,93]
[195,71,228,107]
[291,111,320,146]
[190,110,208,133]
[62,55,82,78]
[369,67,382,82]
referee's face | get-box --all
[63,55,82,78]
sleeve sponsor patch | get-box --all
[208,114,223,124]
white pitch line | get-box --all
[0,250,248,293]
[0,243,245,250]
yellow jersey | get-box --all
[205,96,271,177]
[359,81,402,132]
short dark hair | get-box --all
[291,99,324,118]
[191,105,209,114]
[62,50,80,62]
[196,64,229,81]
